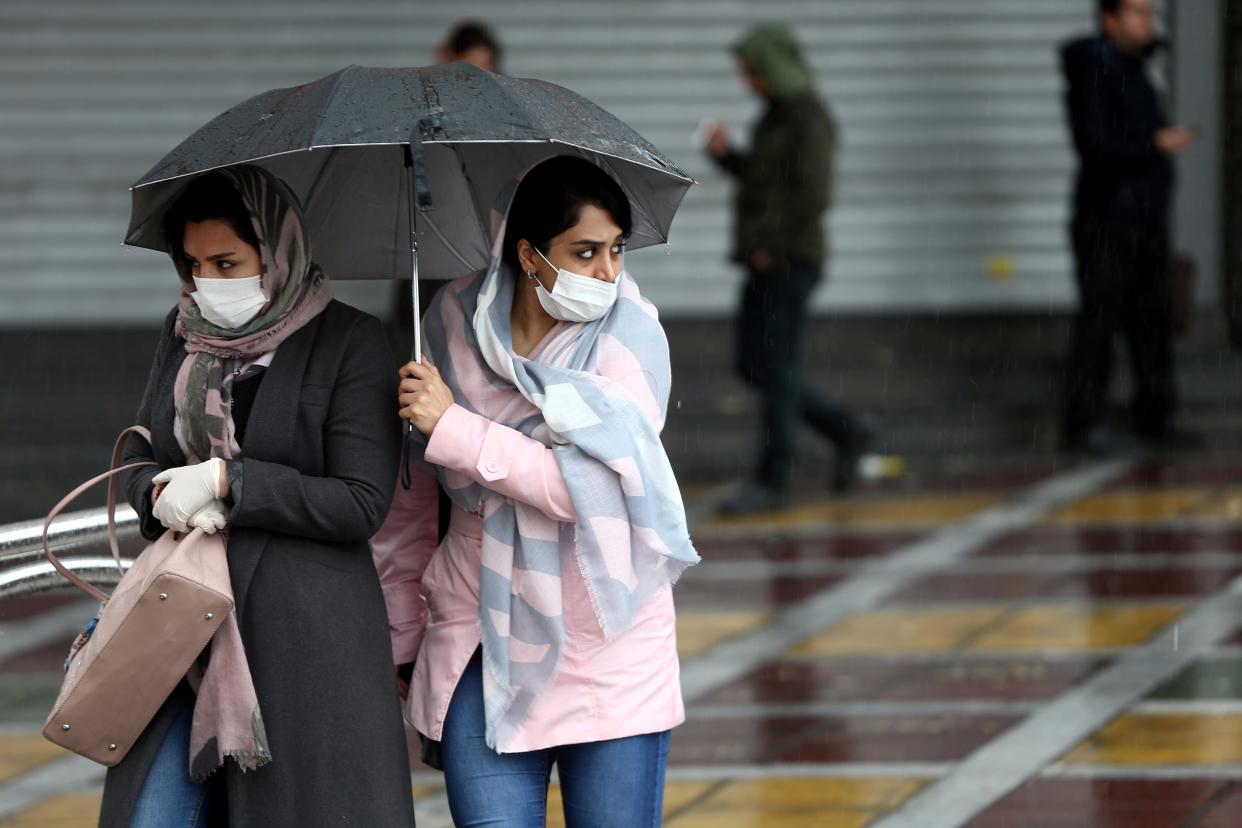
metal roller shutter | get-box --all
[0,0,1103,323]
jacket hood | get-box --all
[734,23,815,99]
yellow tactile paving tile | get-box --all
[1189,489,1242,520]
[545,780,716,827]
[0,792,100,827]
[0,734,71,784]
[792,607,1009,656]
[794,603,1184,657]
[1047,489,1209,524]
[970,603,1184,652]
[0,779,917,827]
[677,611,770,658]
[1063,713,1242,766]
[664,777,925,828]
[659,780,719,815]
[714,494,998,529]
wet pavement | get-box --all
[4,451,1242,825]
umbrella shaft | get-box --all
[405,149,422,366]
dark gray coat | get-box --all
[99,300,414,827]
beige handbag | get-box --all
[41,426,234,765]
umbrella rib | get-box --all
[419,212,484,272]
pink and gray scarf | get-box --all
[169,164,331,779]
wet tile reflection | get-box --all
[969,779,1235,827]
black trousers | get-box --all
[734,262,865,489]
[1062,219,1176,440]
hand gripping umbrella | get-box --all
[124,63,694,362]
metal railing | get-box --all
[0,507,142,600]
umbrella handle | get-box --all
[410,250,421,366]
[402,255,419,488]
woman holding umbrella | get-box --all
[102,165,414,826]
[374,156,699,827]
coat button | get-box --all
[159,593,168,600]
[486,460,499,473]
[204,612,214,621]
[107,743,117,751]
[61,724,71,731]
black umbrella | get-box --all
[124,63,694,358]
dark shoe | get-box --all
[716,483,792,517]
[831,430,874,494]
[1061,426,1137,457]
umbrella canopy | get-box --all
[125,63,694,284]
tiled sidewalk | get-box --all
[3,454,1242,826]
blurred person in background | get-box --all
[705,22,873,515]
[436,20,503,73]
[1059,0,1197,454]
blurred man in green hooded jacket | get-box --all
[706,23,873,513]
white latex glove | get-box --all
[189,499,229,534]
[152,458,225,533]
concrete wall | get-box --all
[1171,0,1223,307]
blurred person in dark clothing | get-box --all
[705,23,873,514]
[1059,0,1197,453]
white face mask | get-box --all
[190,274,267,330]
[531,249,618,323]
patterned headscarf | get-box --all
[172,164,333,464]
[164,164,331,779]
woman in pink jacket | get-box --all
[373,156,699,827]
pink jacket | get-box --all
[372,324,685,753]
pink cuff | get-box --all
[425,404,487,473]
[424,403,576,523]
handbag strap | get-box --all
[42,426,160,602]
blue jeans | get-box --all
[131,703,212,827]
[441,650,671,827]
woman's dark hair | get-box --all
[502,157,633,269]
[162,172,261,268]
